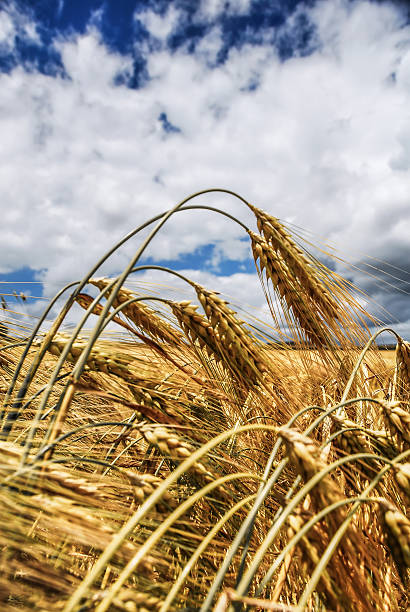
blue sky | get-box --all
[1,0,410,338]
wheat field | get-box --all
[0,190,409,611]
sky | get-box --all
[1,0,410,341]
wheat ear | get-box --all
[248,230,334,347]
[287,510,339,605]
[378,498,410,585]
[329,414,373,455]
[393,463,410,498]
[46,333,143,383]
[249,206,340,317]
[126,472,173,506]
[381,401,410,448]
[278,427,342,509]
[139,423,224,491]
[89,278,180,344]
[395,339,410,400]
[193,284,268,382]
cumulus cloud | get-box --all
[197,0,253,21]
[137,6,181,42]
[1,0,410,336]
[0,11,15,49]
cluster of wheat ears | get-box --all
[0,189,409,612]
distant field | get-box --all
[379,350,396,367]
[268,348,396,368]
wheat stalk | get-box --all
[89,278,180,345]
[378,498,410,585]
[394,463,410,498]
[193,284,268,382]
[248,230,336,347]
[382,401,410,447]
[45,333,145,383]
[248,206,340,318]
[395,339,410,400]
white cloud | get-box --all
[194,26,224,65]
[57,30,133,90]
[0,6,41,51]
[0,11,15,50]
[137,6,181,42]
[22,20,40,44]
[1,0,410,336]
[197,0,253,21]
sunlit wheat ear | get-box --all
[169,300,219,356]
[193,283,269,376]
[89,277,181,344]
[247,205,374,347]
[378,498,410,585]
[248,205,344,316]
[0,442,104,498]
[395,339,410,400]
[139,423,221,487]
[170,292,266,386]
[278,428,379,609]
[326,414,377,484]
[76,292,150,343]
[126,472,174,507]
[370,429,402,461]
[287,510,340,605]
[393,463,410,499]
[381,401,410,448]
[248,205,340,315]
[46,333,144,383]
[248,230,335,347]
[75,292,130,331]
[278,427,342,507]
[329,414,373,455]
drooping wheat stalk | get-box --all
[249,206,340,317]
[89,278,181,345]
[395,339,410,401]
[1,192,409,612]
[378,498,410,585]
[278,427,385,610]
[286,509,341,607]
[45,333,144,384]
[193,283,269,383]
[247,205,372,350]
[381,401,410,449]
[249,230,335,347]
[393,463,410,498]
